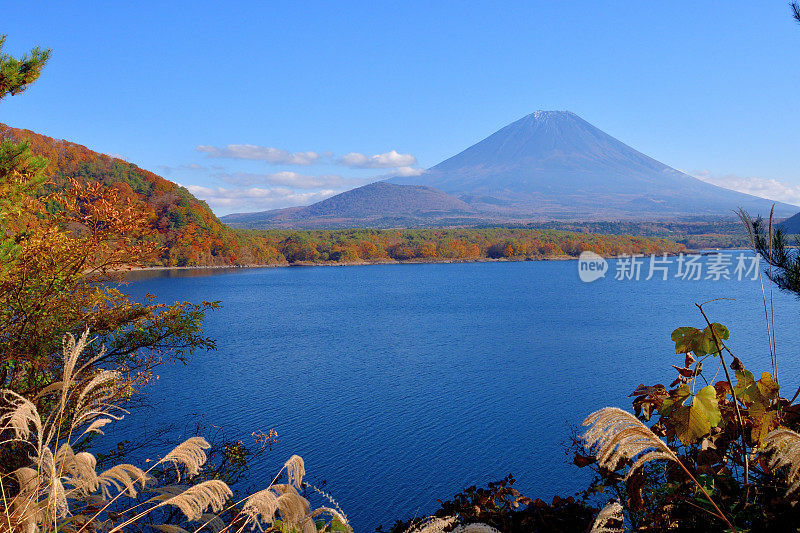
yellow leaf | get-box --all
[670,386,721,445]
[756,372,780,400]
[694,385,722,428]
[749,402,780,445]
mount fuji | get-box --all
[388,110,795,219]
[222,111,795,228]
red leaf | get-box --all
[672,365,695,377]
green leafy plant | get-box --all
[575,296,800,532]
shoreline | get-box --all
[123,255,574,272]
[122,248,743,273]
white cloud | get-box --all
[194,144,418,170]
[196,144,319,165]
[186,185,339,213]
[338,150,417,168]
[212,170,370,189]
[184,144,422,215]
[387,166,425,177]
[693,171,800,207]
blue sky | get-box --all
[3,1,800,214]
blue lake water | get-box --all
[109,255,800,530]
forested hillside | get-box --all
[0,123,250,266]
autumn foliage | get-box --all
[0,123,243,266]
[0,143,218,417]
[239,227,686,265]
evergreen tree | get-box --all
[0,34,49,100]
[740,209,800,297]
[0,36,51,277]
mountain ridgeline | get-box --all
[223,111,797,228]
[221,182,478,229]
[778,211,800,234]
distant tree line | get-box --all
[233,227,686,265]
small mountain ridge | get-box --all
[304,182,473,217]
[221,182,479,228]
[778,211,800,233]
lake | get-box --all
[109,255,799,530]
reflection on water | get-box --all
[121,266,257,282]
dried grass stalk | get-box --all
[584,408,738,532]
[0,331,344,533]
[0,390,42,444]
[241,488,280,530]
[298,516,317,533]
[285,454,305,489]
[311,506,351,528]
[161,480,232,522]
[452,524,501,533]
[761,428,800,494]
[97,463,149,498]
[590,501,624,533]
[406,516,458,533]
[276,489,311,526]
[162,436,211,480]
[583,407,677,478]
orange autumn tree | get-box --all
[0,122,243,267]
[0,36,217,420]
